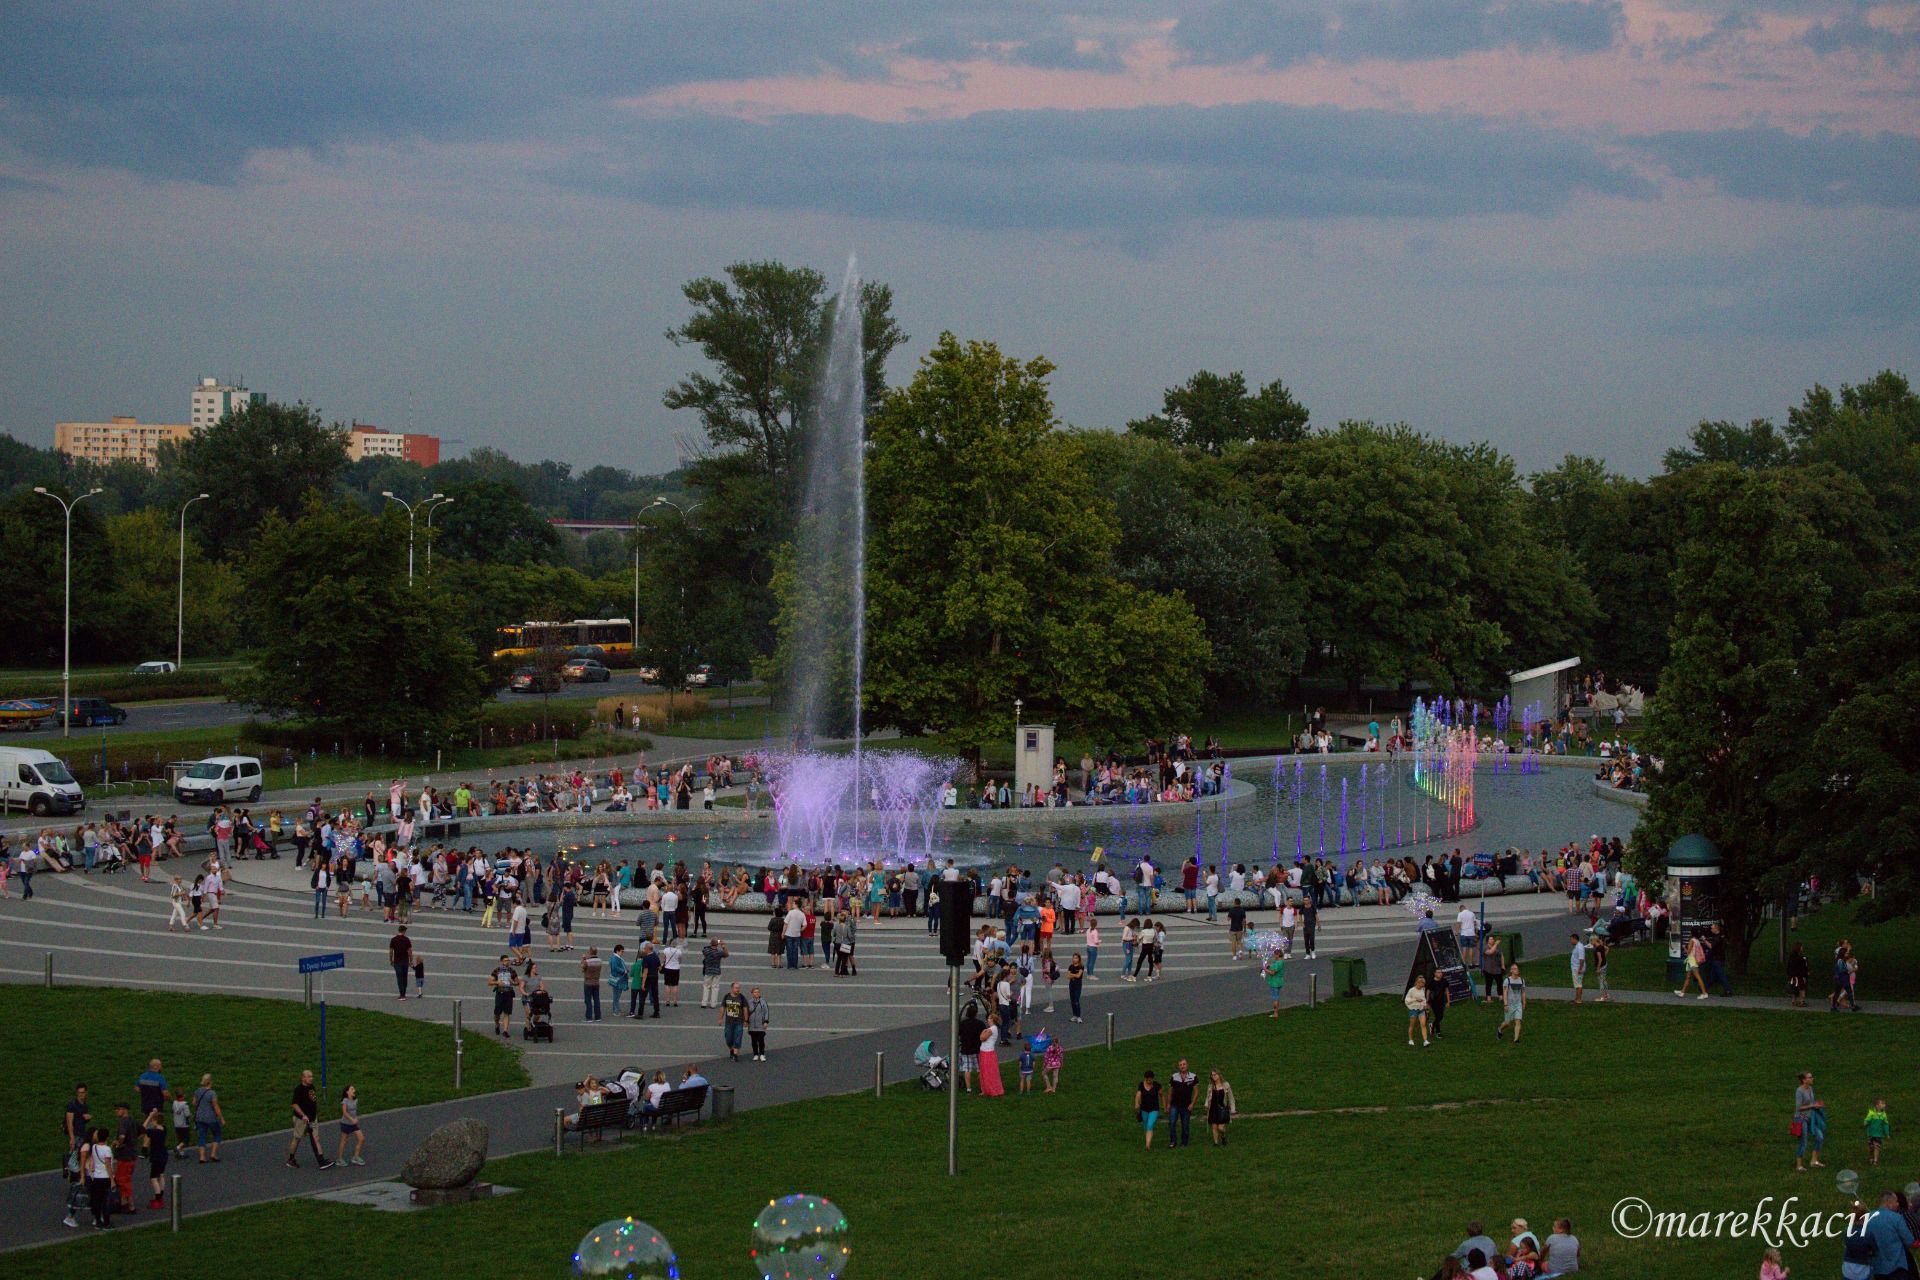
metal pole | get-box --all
[1105,1011,1115,1050]
[169,1172,181,1231]
[44,951,53,987]
[177,493,208,668]
[455,1040,464,1090]
[304,973,314,1009]
[1309,971,1317,1009]
[62,500,71,737]
[553,1107,565,1156]
[873,1050,884,1098]
[946,966,959,1176]
[453,998,464,1042]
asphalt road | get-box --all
[2,671,687,741]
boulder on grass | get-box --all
[400,1118,488,1190]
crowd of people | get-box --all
[59,1059,358,1232]
[1430,1218,1583,1278]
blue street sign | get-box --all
[299,952,346,975]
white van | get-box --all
[0,747,86,816]
[174,755,264,805]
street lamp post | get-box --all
[421,496,454,576]
[380,491,444,584]
[33,486,104,737]
[637,494,702,648]
[177,493,211,668]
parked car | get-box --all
[0,746,85,814]
[174,755,264,804]
[133,660,177,675]
[684,664,714,688]
[62,697,128,727]
[560,657,611,683]
[635,665,661,684]
[509,666,561,694]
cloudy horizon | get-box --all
[2,0,1915,478]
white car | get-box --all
[175,755,264,804]
[133,660,178,675]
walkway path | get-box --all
[0,880,1580,1254]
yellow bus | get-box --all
[492,618,633,659]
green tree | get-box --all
[1662,418,1792,473]
[230,498,489,746]
[155,400,347,559]
[1083,432,1306,703]
[1127,370,1310,454]
[94,509,242,660]
[1763,583,1920,918]
[862,334,1208,760]
[1632,465,1887,970]
[0,487,113,666]
[431,479,562,566]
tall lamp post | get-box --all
[176,492,211,668]
[421,495,455,576]
[33,485,103,738]
[380,490,444,584]
[636,496,701,666]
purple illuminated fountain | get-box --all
[763,258,960,864]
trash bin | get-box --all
[710,1084,735,1122]
[1331,956,1368,996]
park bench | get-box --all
[636,1084,708,1132]
[568,1099,631,1148]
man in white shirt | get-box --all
[660,886,680,941]
[1057,879,1080,935]
[1568,932,1588,1004]
[1133,858,1155,915]
[1455,904,1480,965]
[781,904,806,969]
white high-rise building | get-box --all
[190,376,261,428]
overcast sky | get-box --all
[2,1,1915,477]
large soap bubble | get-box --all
[750,1194,852,1279]
[573,1217,679,1279]
[1835,1169,1861,1198]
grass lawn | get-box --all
[46,723,643,798]
[1523,898,1920,1002]
[2,988,526,1180]
[13,996,1914,1279]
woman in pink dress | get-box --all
[977,1014,1006,1097]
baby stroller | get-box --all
[524,990,555,1042]
[914,1040,948,1091]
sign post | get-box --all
[298,953,347,1095]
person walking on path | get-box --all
[1135,1070,1161,1150]
[140,1102,169,1210]
[388,925,413,999]
[1675,932,1710,999]
[334,1084,365,1166]
[720,983,748,1061]
[1793,1070,1827,1172]
[489,955,518,1039]
[192,1075,223,1161]
[1703,922,1735,996]
[286,1069,334,1169]
[1497,964,1527,1042]
[169,876,192,931]
[1085,920,1101,978]
[1264,948,1287,1017]
[82,1127,114,1229]
[1786,942,1809,1007]
[699,938,729,1008]
[1830,941,1860,1012]
[581,946,604,1022]
[1206,1070,1236,1146]
[747,987,772,1061]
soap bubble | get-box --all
[1835,1169,1860,1198]
[573,1217,679,1279]
[750,1194,853,1279]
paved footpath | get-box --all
[1,880,1588,1254]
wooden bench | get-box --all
[568,1098,631,1147]
[637,1084,708,1131]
